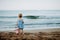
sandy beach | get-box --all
[0,28,60,40]
[24,28,60,33]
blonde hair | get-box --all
[18,13,22,18]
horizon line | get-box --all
[0,10,57,11]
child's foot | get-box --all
[15,29,19,35]
[16,33,19,35]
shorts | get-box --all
[18,26,24,30]
[19,28,23,30]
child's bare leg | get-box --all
[15,29,19,35]
[18,29,21,34]
[22,30,23,34]
[20,29,23,34]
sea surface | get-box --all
[0,10,60,31]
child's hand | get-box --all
[15,27,17,28]
[22,21,24,24]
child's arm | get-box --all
[22,21,24,24]
[22,19,24,24]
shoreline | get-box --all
[0,28,60,33]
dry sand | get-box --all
[0,28,60,40]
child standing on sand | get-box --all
[16,13,24,35]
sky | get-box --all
[0,0,60,10]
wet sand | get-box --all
[0,28,60,40]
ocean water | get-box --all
[0,10,60,31]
